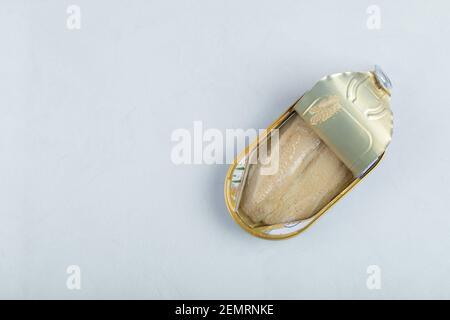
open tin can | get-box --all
[224,67,393,239]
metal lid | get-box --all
[293,68,393,177]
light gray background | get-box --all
[1,0,449,299]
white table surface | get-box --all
[1,0,449,299]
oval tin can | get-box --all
[224,67,393,239]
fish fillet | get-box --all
[238,113,353,225]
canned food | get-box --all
[224,67,393,239]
